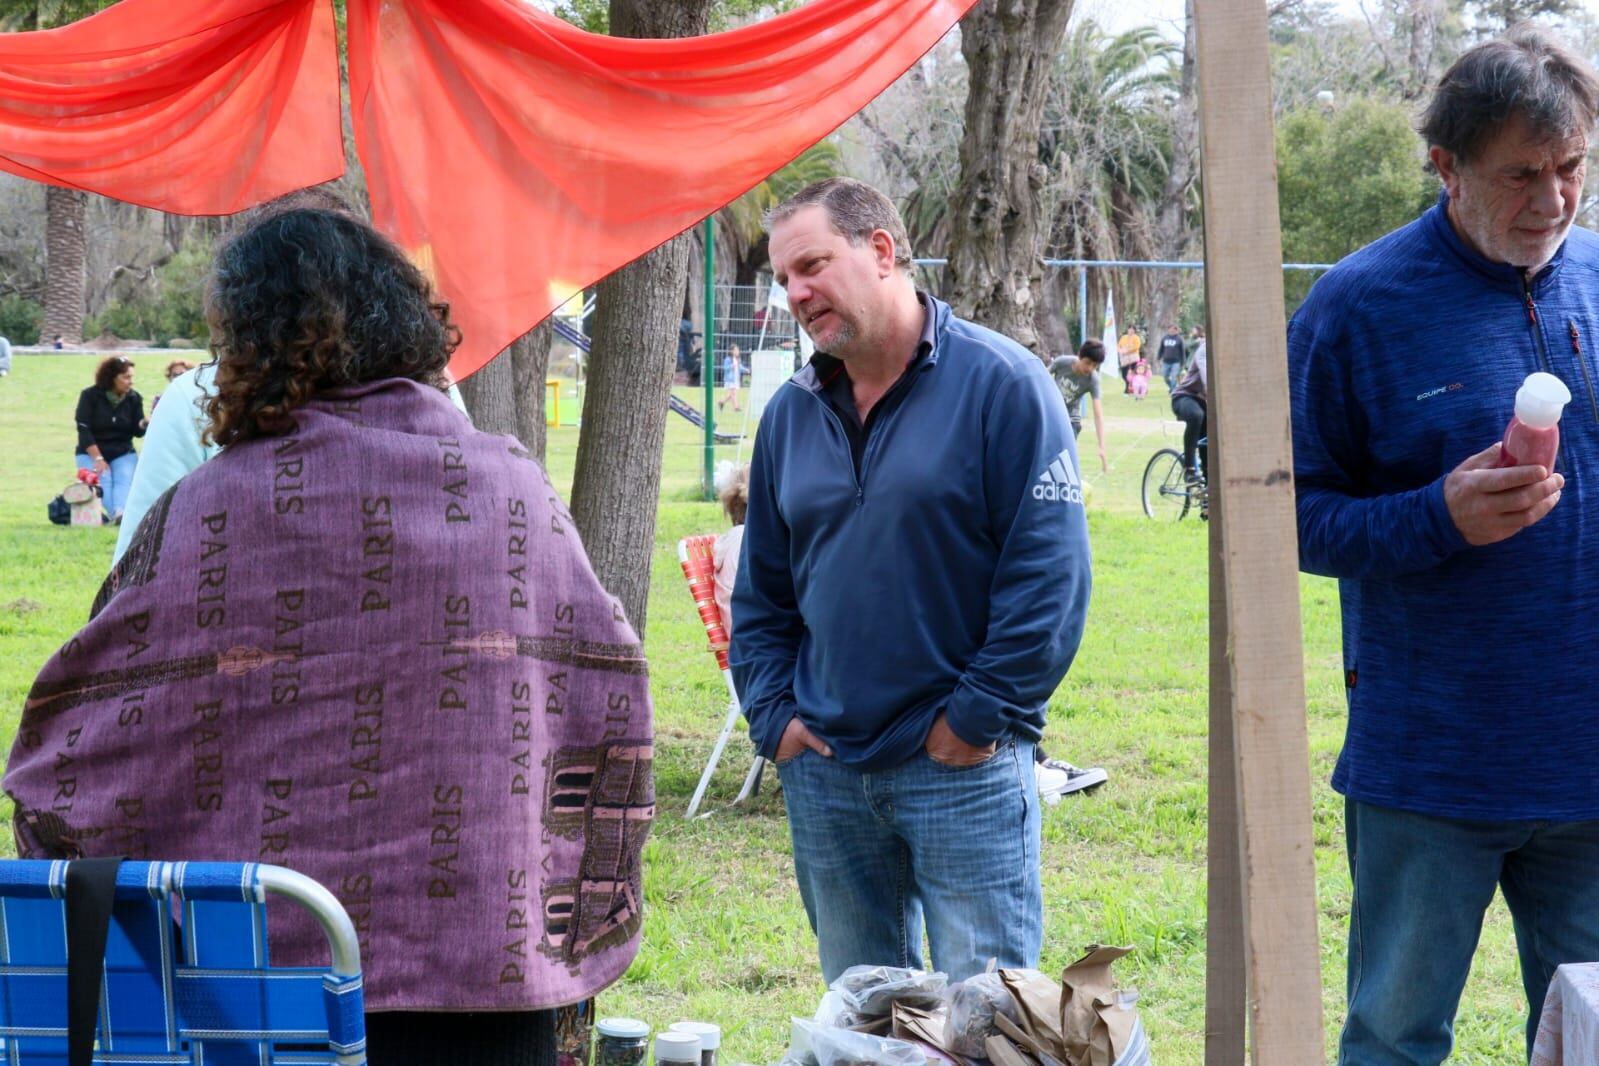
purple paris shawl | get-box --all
[5,378,654,1012]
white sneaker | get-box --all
[1036,758,1107,802]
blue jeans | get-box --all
[1340,799,1599,1065]
[75,451,138,519]
[1162,361,1181,391]
[777,737,1041,984]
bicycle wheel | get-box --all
[1142,448,1191,520]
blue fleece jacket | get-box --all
[1289,195,1599,821]
[730,295,1092,771]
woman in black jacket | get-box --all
[74,356,147,522]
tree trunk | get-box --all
[43,186,87,345]
[1151,0,1200,335]
[1402,0,1442,102]
[38,3,91,346]
[945,0,1075,357]
[511,324,553,464]
[569,237,691,635]
[457,344,518,436]
[568,0,711,634]
[457,324,554,462]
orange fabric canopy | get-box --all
[0,0,976,376]
[0,0,341,213]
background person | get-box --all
[149,357,196,411]
[1157,323,1185,392]
[1129,354,1151,400]
[713,462,749,633]
[719,342,743,412]
[1116,324,1141,393]
[1048,338,1109,472]
[1170,344,1206,485]
[0,333,10,377]
[1288,28,1599,1062]
[73,355,145,522]
[10,207,652,1062]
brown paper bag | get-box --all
[1058,945,1143,1066]
[985,1034,1042,1066]
[998,969,1068,1054]
[891,1003,958,1060]
[993,1014,1075,1066]
[890,1003,970,1066]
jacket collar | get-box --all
[792,291,947,392]
[1423,188,1568,297]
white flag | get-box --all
[769,278,789,309]
[1101,290,1118,353]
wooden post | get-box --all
[1205,382,1247,1061]
[1193,0,1326,1060]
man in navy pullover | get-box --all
[731,178,1090,983]
[1288,29,1599,1064]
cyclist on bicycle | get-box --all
[1170,342,1207,484]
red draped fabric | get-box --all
[0,0,975,376]
[0,0,341,213]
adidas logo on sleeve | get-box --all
[1033,448,1084,504]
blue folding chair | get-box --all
[0,860,366,1065]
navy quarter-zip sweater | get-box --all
[1289,194,1599,821]
[730,295,1092,771]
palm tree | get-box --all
[705,141,841,355]
[1,0,117,344]
[716,141,842,286]
[1039,22,1181,338]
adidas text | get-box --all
[1033,448,1084,505]
[1033,481,1084,504]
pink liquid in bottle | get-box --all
[1499,416,1560,469]
[1496,372,1570,470]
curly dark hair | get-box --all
[201,207,460,447]
[93,356,135,391]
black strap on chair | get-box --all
[65,858,124,1066]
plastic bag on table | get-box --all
[816,991,881,1031]
[832,965,949,1017]
[944,970,1023,1057]
[811,1023,928,1066]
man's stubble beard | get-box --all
[808,318,859,358]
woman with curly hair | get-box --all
[9,208,654,1065]
[73,355,146,521]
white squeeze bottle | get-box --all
[1496,372,1571,471]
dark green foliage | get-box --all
[0,0,116,31]
[0,295,42,344]
[1277,98,1438,310]
[85,240,211,346]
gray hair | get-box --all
[765,177,914,270]
[1421,25,1599,163]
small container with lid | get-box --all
[654,1030,702,1066]
[595,1018,650,1066]
[1497,371,1572,471]
[669,1022,721,1066]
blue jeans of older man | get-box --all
[776,737,1041,985]
[1338,799,1599,1065]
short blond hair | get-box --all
[719,464,750,526]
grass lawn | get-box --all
[0,354,1529,1063]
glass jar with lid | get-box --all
[594,1018,650,1066]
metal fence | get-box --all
[680,284,806,385]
